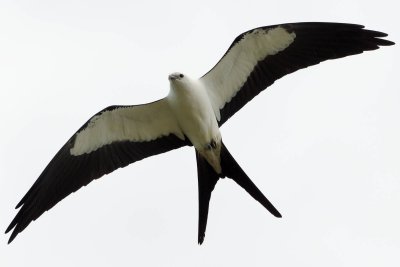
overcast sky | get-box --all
[0,0,399,266]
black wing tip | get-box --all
[5,215,18,235]
[15,201,24,209]
[6,230,18,244]
[363,29,395,47]
[287,22,395,46]
[7,236,15,244]
[376,38,395,46]
[5,225,13,235]
[5,214,22,244]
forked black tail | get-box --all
[196,142,281,244]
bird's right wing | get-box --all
[201,22,394,126]
[6,98,189,243]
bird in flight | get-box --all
[6,22,394,244]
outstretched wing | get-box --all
[6,98,189,243]
[201,22,394,126]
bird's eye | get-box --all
[179,74,184,78]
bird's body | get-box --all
[6,22,394,244]
[168,73,222,173]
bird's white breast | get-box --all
[167,77,220,149]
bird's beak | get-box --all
[168,73,180,81]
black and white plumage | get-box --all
[6,22,394,244]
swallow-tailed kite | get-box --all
[6,22,394,244]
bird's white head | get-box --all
[168,72,185,82]
[168,72,191,92]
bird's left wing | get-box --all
[200,22,394,126]
[6,98,189,243]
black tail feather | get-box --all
[196,151,219,244]
[195,141,281,245]
[220,142,282,218]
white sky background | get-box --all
[0,0,399,266]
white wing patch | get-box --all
[201,26,296,121]
[70,99,184,156]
